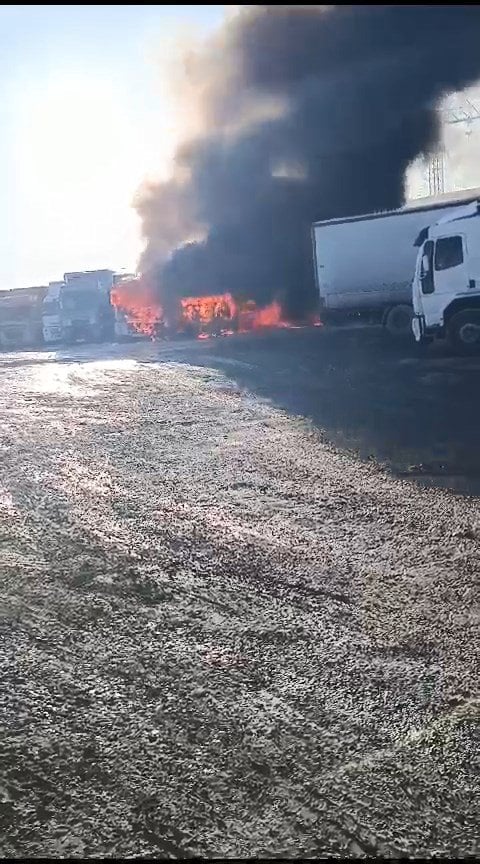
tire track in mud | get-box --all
[0,349,479,858]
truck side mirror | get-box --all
[421,254,430,275]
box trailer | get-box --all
[312,187,480,337]
[0,286,47,350]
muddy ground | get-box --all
[1,328,479,858]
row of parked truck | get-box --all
[0,270,140,351]
[2,187,480,352]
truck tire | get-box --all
[384,304,414,339]
[448,309,480,355]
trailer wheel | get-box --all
[384,304,413,339]
[448,309,480,355]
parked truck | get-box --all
[61,270,115,343]
[312,188,480,338]
[0,286,47,351]
[412,199,480,353]
[42,281,64,345]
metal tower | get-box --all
[428,98,480,196]
[428,151,445,196]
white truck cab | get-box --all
[62,270,115,343]
[42,282,64,345]
[412,201,480,353]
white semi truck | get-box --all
[412,200,480,353]
[312,188,480,338]
[61,270,115,343]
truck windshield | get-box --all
[434,235,464,271]
[43,300,59,315]
[62,290,99,312]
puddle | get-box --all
[410,473,480,497]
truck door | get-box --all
[415,239,434,320]
[420,234,467,328]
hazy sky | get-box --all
[406,86,480,201]
[0,4,224,290]
[2,7,479,290]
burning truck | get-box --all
[111,274,163,340]
[110,275,239,340]
[109,274,298,341]
[177,294,237,338]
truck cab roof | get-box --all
[429,200,480,230]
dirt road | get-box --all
[1,332,479,858]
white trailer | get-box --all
[0,286,46,350]
[412,199,480,353]
[312,188,480,337]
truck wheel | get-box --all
[448,309,480,355]
[384,304,413,339]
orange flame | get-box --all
[180,293,237,330]
[111,276,163,337]
[179,295,292,338]
[110,280,321,340]
[242,299,284,330]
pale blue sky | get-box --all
[0,4,225,289]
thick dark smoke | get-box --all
[136,5,480,319]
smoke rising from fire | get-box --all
[136,5,480,320]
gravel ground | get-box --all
[1,335,479,858]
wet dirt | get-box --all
[1,331,479,858]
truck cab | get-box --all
[42,282,63,345]
[412,201,480,352]
[62,270,115,344]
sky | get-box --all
[406,86,480,201]
[1,6,479,291]
[0,4,225,290]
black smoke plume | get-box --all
[136,5,480,320]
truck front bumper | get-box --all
[412,314,444,343]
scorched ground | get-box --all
[1,334,479,859]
